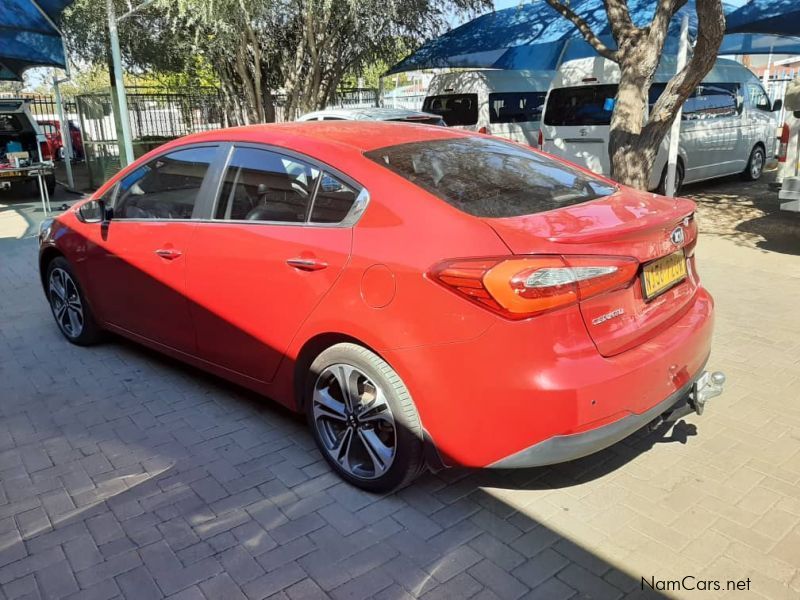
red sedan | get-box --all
[38,122,724,491]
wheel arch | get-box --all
[293,332,382,413]
[39,246,64,290]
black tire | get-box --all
[742,145,765,181]
[657,160,684,196]
[305,343,425,492]
[45,257,105,346]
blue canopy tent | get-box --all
[726,0,800,35]
[386,0,800,75]
[0,0,74,81]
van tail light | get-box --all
[429,255,639,320]
[537,130,543,149]
[39,141,52,161]
[478,126,488,135]
[778,123,790,163]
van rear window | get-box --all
[364,136,616,218]
[544,85,618,126]
[422,94,478,126]
[489,92,546,124]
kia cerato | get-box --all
[38,122,725,491]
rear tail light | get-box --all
[478,126,488,135]
[537,130,543,149]
[430,255,639,319]
[39,141,52,161]
[778,123,790,163]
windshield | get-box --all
[364,136,616,218]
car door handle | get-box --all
[286,257,328,271]
[154,248,183,260]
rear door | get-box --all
[186,145,357,382]
[487,91,545,146]
[541,85,615,176]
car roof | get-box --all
[163,121,469,154]
[300,107,440,121]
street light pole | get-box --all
[106,0,135,167]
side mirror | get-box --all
[77,200,104,223]
[772,99,783,112]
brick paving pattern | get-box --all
[1,181,799,599]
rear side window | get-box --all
[365,136,616,218]
[681,83,738,120]
[214,147,319,222]
[544,85,617,126]
[310,174,358,223]
[115,146,216,219]
[422,94,478,126]
[489,92,546,124]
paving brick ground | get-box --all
[1,177,799,599]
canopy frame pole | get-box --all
[666,16,689,198]
[53,72,75,190]
[107,0,135,167]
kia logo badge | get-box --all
[671,226,685,246]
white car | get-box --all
[777,78,800,212]
[296,107,445,126]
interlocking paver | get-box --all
[2,185,800,600]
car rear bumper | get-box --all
[488,367,725,468]
[385,286,716,468]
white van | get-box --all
[540,57,780,192]
[422,69,554,146]
[776,77,800,212]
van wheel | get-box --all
[742,146,765,181]
[657,160,684,196]
[305,343,425,492]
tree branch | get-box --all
[603,0,635,45]
[645,0,725,135]
[545,0,618,62]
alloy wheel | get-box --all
[751,150,764,179]
[312,363,397,479]
[49,267,84,338]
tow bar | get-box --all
[689,371,726,415]
[648,370,726,431]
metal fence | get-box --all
[0,92,80,124]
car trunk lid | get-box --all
[484,189,699,356]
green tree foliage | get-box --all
[62,0,487,122]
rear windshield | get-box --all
[422,94,478,126]
[489,92,546,124]
[544,85,618,126]
[364,136,616,218]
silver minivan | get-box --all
[540,57,780,193]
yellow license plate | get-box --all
[0,170,22,178]
[642,250,687,300]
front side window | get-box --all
[747,84,771,111]
[489,92,546,124]
[365,136,616,218]
[214,147,318,222]
[422,94,479,126]
[115,146,217,219]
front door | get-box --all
[186,146,357,382]
[81,145,220,353]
